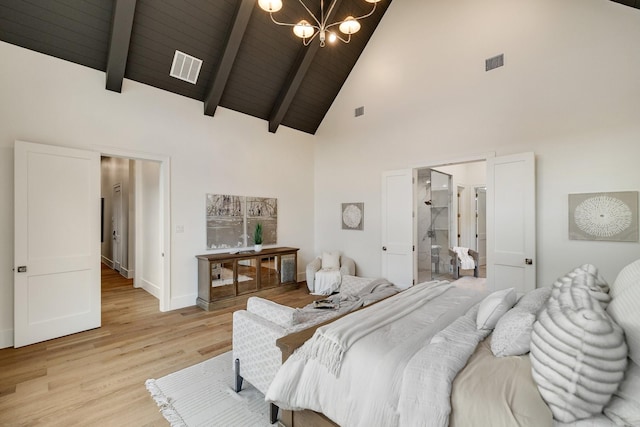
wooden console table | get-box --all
[196,247,299,311]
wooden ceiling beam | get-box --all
[204,0,254,116]
[105,0,137,93]
[268,40,319,134]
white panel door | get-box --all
[486,152,536,293]
[381,169,414,289]
[14,141,101,347]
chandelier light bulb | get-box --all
[259,0,381,47]
[293,20,315,39]
[258,0,283,12]
[339,16,361,35]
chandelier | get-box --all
[257,0,382,47]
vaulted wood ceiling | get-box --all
[2,1,637,134]
[0,0,391,134]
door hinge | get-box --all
[413,245,415,251]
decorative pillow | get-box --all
[604,360,640,426]
[321,251,340,270]
[609,258,640,299]
[476,288,517,330]
[530,282,628,423]
[607,279,640,366]
[490,287,551,357]
[607,259,640,365]
[553,264,611,309]
[340,275,376,296]
[514,286,552,312]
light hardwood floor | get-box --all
[0,264,317,427]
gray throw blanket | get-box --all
[297,278,400,318]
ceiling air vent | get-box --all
[355,106,365,117]
[485,54,504,72]
[170,50,202,84]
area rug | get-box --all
[145,351,273,427]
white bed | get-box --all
[266,260,640,427]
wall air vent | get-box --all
[170,50,202,84]
[355,106,365,117]
[485,54,504,72]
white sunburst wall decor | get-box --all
[342,202,364,231]
[568,191,639,242]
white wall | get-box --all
[139,160,162,298]
[0,41,315,348]
[314,0,640,287]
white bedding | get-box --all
[266,281,488,427]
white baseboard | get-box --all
[101,256,114,269]
[169,294,197,311]
[140,278,160,300]
[120,267,134,279]
[0,328,14,349]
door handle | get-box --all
[382,246,387,251]
[525,258,533,265]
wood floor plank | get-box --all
[0,264,317,426]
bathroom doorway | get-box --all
[416,161,487,283]
[417,169,452,282]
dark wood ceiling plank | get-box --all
[204,0,254,117]
[106,0,137,93]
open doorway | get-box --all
[100,156,168,309]
[416,161,487,282]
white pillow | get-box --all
[321,251,340,270]
[340,275,375,296]
[476,288,517,330]
[607,259,640,365]
[604,361,640,426]
[607,284,640,366]
[515,286,552,312]
[490,287,551,357]
[610,258,640,298]
[490,307,535,357]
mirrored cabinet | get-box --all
[196,247,298,310]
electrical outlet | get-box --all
[176,225,184,233]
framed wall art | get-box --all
[246,196,278,245]
[206,194,278,249]
[568,191,638,242]
[342,202,364,231]
[206,194,245,249]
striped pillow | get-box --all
[530,273,627,423]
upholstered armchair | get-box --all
[306,252,356,294]
[449,247,480,279]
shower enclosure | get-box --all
[417,169,453,282]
